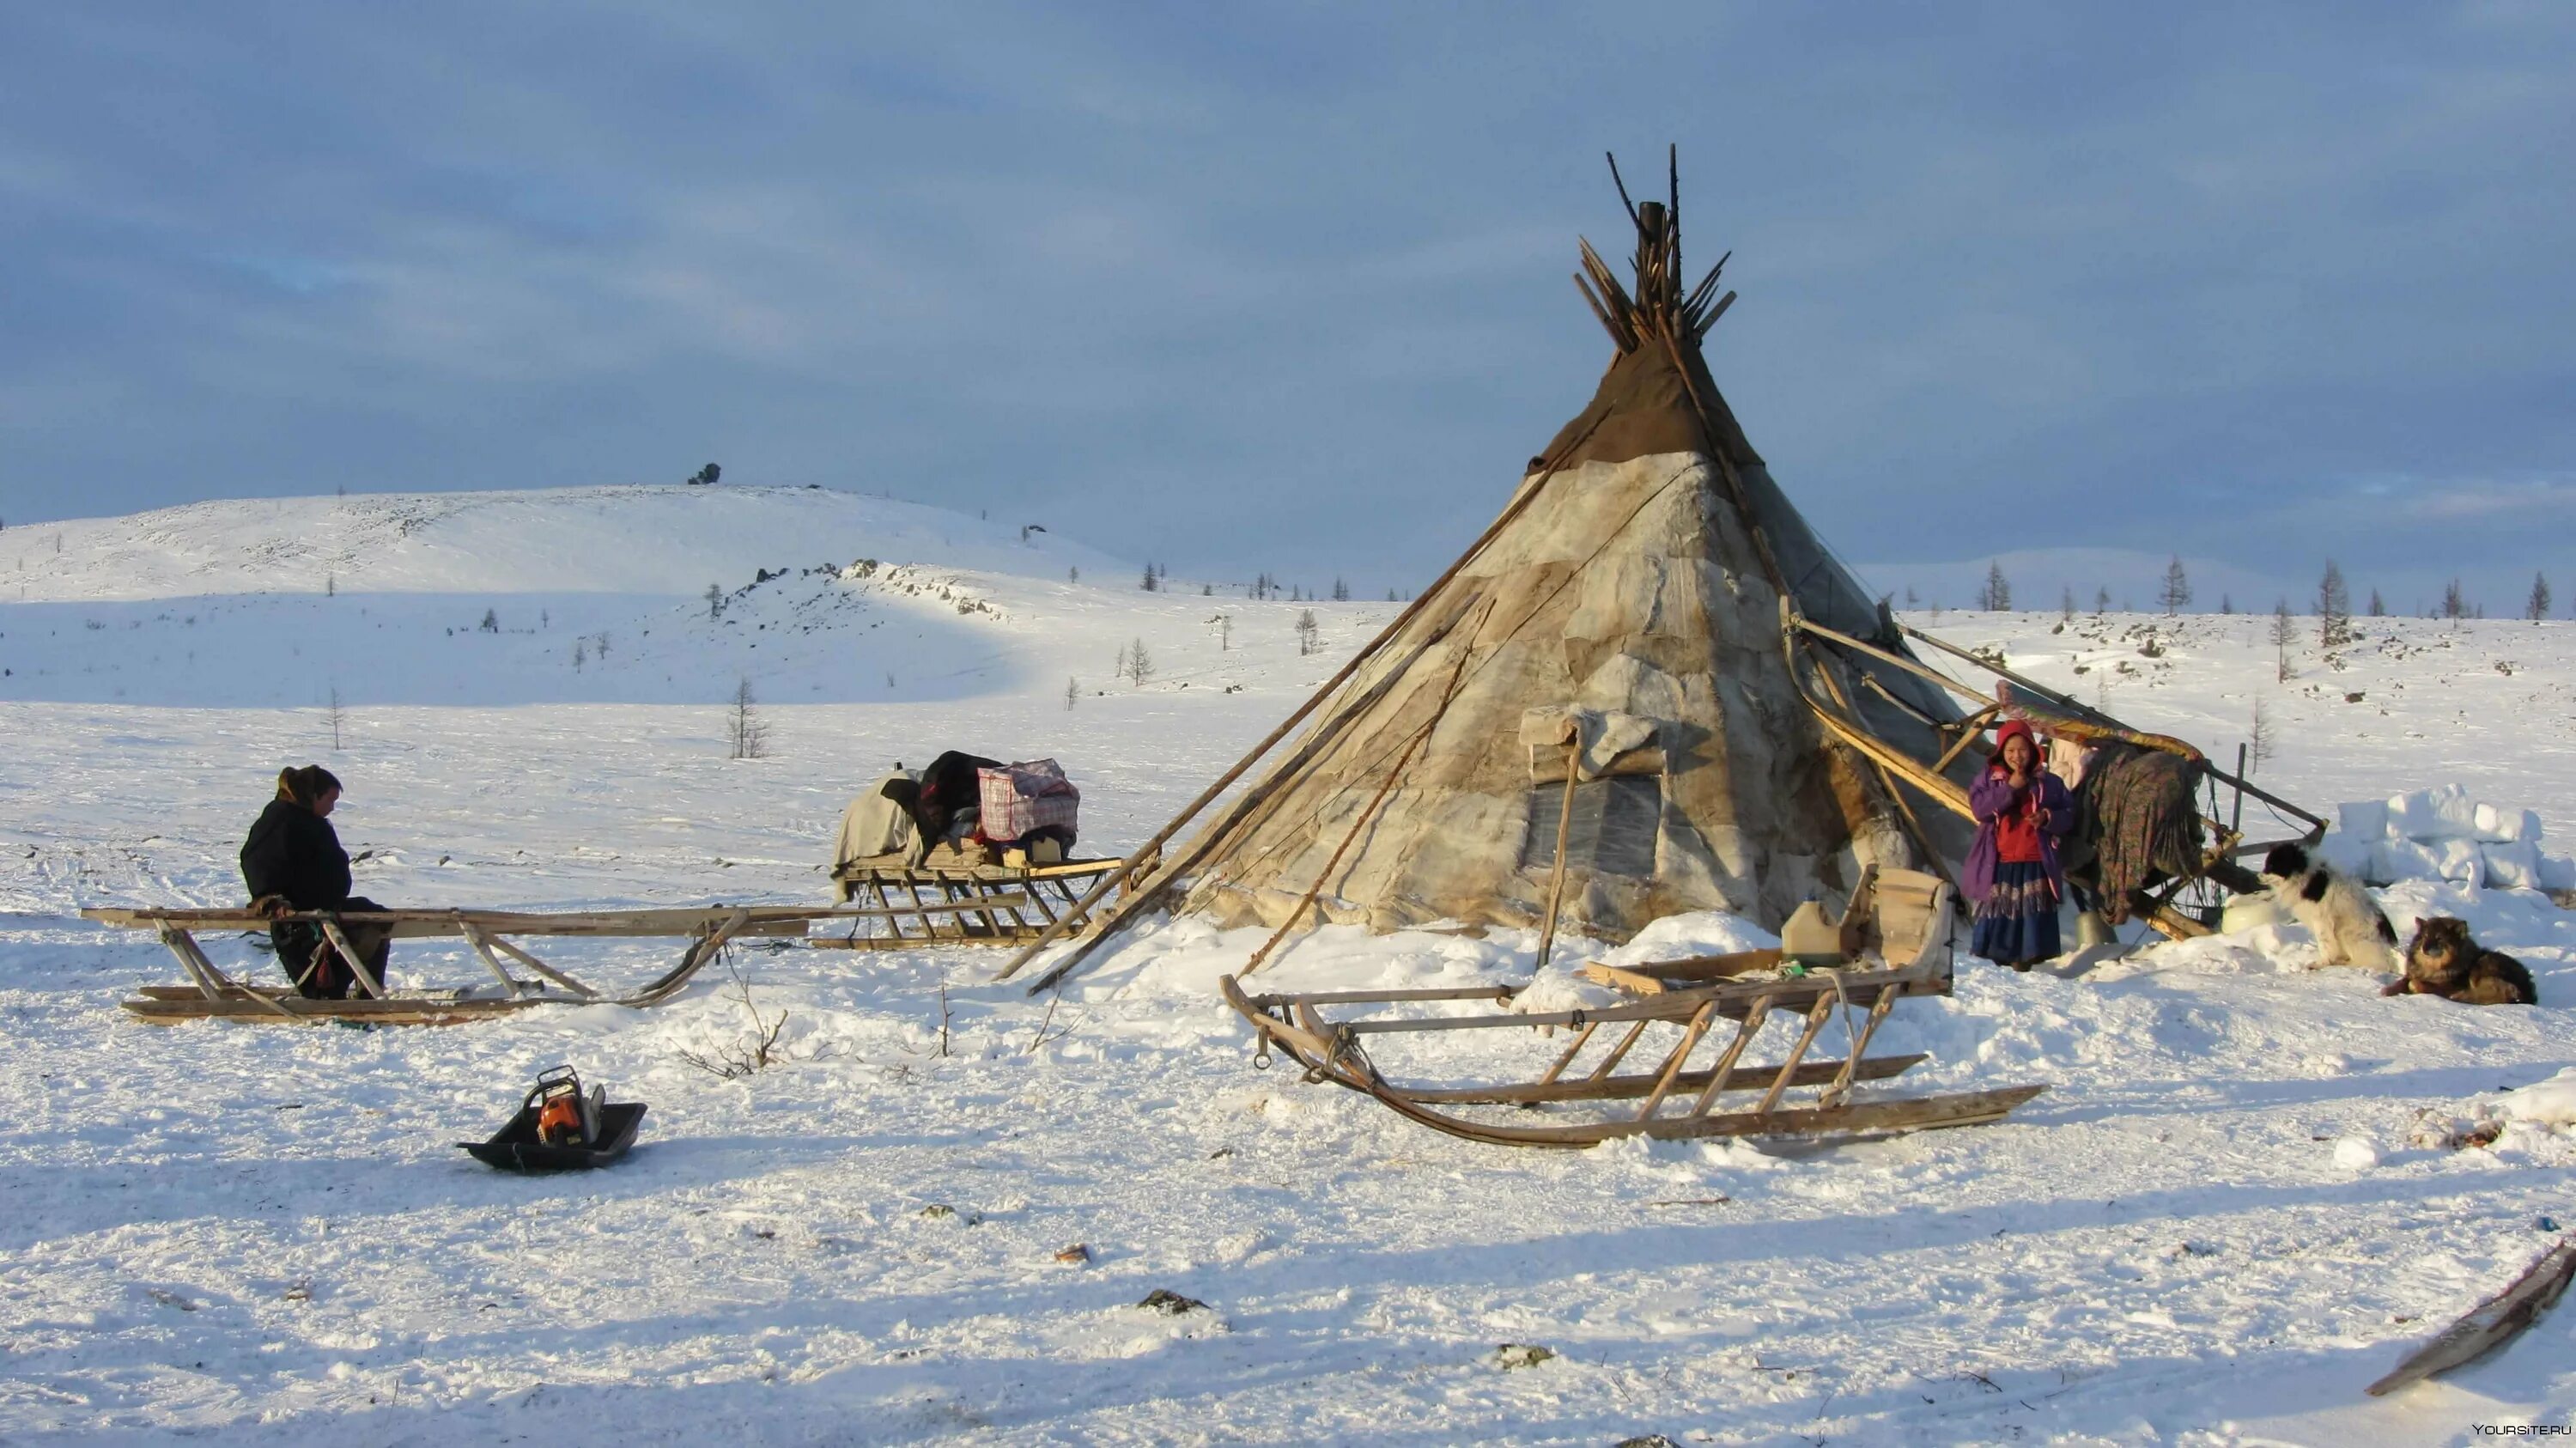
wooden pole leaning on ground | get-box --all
[990,593,1473,988]
[994,411,1614,993]
[1238,625,1486,977]
[1533,742,1582,973]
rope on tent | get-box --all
[1239,611,1487,976]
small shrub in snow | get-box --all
[726,678,768,760]
[674,962,794,1080]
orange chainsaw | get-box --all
[528,1065,605,1147]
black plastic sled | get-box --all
[459,1066,646,1171]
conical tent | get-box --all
[1159,163,1974,941]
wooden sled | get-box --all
[823,852,1130,949]
[1221,867,2045,1148]
[85,898,1046,1025]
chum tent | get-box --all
[1005,155,1997,993]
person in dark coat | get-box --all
[240,765,392,999]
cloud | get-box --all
[2397,478,2576,520]
[2,3,2573,595]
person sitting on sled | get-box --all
[240,764,393,999]
[1962,720,2074,971]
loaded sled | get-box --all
[825,753,1138,947]
[825,851,1135,948]
[1223,867,2045,1147]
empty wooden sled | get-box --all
[1219,867,2045,1147]
[87,898,1022,1025]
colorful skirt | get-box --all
[1971,861,2061,967]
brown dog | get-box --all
[2384,916,2538,1006]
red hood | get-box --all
[1992,719,2038,770]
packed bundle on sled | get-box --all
[825,751,1127,948]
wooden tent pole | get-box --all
[1783,609,1956,885]
[1242,629,1484,976]
[996,593,1477,986]
[1532,743,1582,971]
[1000,411,1616,990]
[1789,616,1992,708]
[1899,622,2097,715]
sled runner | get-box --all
[1222,867,2046,1147]
[85,899,1029,1025]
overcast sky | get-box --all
[4,3,2572,605]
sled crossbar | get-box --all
[827,856,1127,949]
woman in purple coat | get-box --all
[1963,720,2075,970]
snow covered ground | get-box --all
[3,489,2573,1445]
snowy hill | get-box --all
[2,489,2574,1444]
[0,484,1130,602]
[0,485,1381,708]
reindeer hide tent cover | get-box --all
[1179,162,1975,940]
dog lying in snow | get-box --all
[2260,842,2400,972]
[2385,916,2538,1006]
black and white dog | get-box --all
[2260,842,2401,972]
